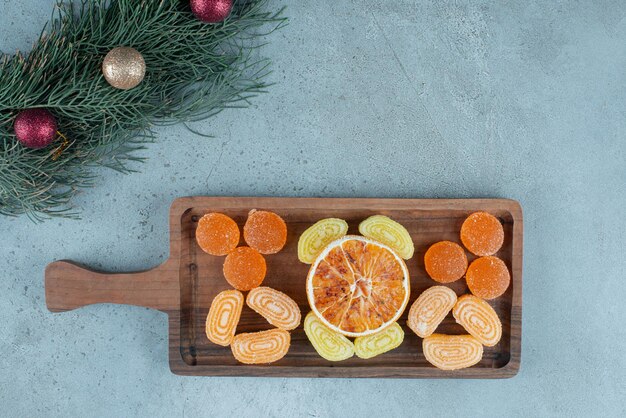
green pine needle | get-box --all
[0,0,286,221]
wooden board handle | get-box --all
[45,260,179,313]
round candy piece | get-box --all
[223,246,266,291]
[460,212,504,256]
[424,241,468,283]
[196,212,240,256]
[465,256,510,300]
[243,210,287,254]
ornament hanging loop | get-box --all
[51,131,69,161]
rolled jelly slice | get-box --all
[304,312,354,362]
[246,286,301,331]
[453,294,502,346]
[358,215,414,260]
[407,286,457,338]
[298,218,349,264]
[423,334,483,370]
[354,322,404,359]
[231,328,291,364]
[205,289,244,346]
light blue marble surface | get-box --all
[1,1,625,416]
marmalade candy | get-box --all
[303,312,354,362]
[424,241,468,283]
[465,256,510,300]
[460,211,504,256]
[231,328,291,364]
[297,218,348,263]
[407,286,457,338]
[243,210,287,254]
[354,322,404,359]
[423,334,483,370]
[358,215,414,259]
[223,246,266,291]
[205,289,244,346]
[195,212,240,256]
[246,286,301,331]
[453,294,502,346]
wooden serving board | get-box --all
[45,197,522,378]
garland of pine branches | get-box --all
[0,0,285,220]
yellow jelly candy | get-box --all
[354,322,404,359]
[304,312,354,361]
[298,218,349,264]
[358,215,414,259]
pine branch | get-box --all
[0,0,286,220]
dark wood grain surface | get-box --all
[45,197,522,378]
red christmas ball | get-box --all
[190,0,233,23]
[14,109,58,149]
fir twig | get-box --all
[0,0,285,220]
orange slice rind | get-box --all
[231,328,291,364]
[407,286,457,338]
[246,286,302,331]
[453,294,502,346]
[307,235,411,338]
[423,334,483,370]
[354,322,404,359]
[304,312,354,361]
[358,215,414,259]
[298,218,349,264]
[205,289,244,346]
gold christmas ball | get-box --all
[102,47,146,90]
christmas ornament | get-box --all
[102,47,146,90]
[14,109,58,149]
[0,0,284,219]
[191,0,233,23]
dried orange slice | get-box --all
[306,235,410,338]
[358,215,414,259]
[424,241,468,283]
[453,294,502,346]
[460,211,504,256]
[231,328,290,364]
[298,218,349,264]
[246,286,301,331]
[195,213,240,256]
[205,289,244,346]
[304,312,354,362]
[407,286,457,338]
[243,210,287,254]
[423,334,483,370]
[465,256,510,300]
[223,246,266,291]
[354,322,404,359]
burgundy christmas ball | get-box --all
[14,109,58,149]
[190,0,233,23]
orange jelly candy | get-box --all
[243,210,287,254]
[465,256,510,300]
[460,212,504,256]
[196,213,240,256]
[223,246,267,291]
[424,241,468,283]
